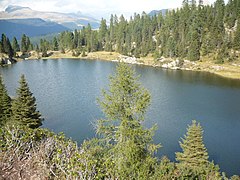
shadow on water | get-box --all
[162,69,240,88]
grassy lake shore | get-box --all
[22,50,240,80]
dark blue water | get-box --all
[1,59,240,176]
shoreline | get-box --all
[19,50,240,80]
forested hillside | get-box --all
[1,0,240,63]
[37,0,240,62]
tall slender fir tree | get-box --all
[11,75,42,128]
[97,63,159,179]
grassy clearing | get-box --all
[86,51,121,61]
[26,51,121,61]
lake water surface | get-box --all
[1,59,240,176]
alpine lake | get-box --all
[1,58,240,176]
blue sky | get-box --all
[0,0,225,19]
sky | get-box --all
[0,0,223,19]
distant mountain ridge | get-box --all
[0,5,101,39]
[0,18,69,40]
[0,5,100,29]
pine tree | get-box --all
[175,120,220,178]
[12,37,20,57]
[35,44,40,53]
[176,120,209,168]
[6,38,14,59]
[97,63,159,179]
[1,34,8,54]
[21,34,27,54]
[212,0,225,48]
[224,0,238,28]
[0,75,11,126]
[233,18,240,50]
[40,39,48,57]
[0,34,14,59]
[98,18,108,50]
[26,36,31,51]
[109,14,115,51]
[201,32,212,56]
[166,36,176,58]
[86,24,92,52]
[73,29,79,49]
[11,75,42,128]
[187,22,200,61]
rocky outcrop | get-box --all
[210,65,224,71]
[161,59,181,70]
[0,57,12,65]
[118,55,144,65]
[160,58,197,70]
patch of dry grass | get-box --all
[86,51,120,61]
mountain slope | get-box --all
[0,18,69,39]
[0,5,100,30]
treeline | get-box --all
[0,33,34,62]
[0,64,239,179]
[1,0,240,62]
[37,0,240,62]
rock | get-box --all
[6,59,12,64]
[159,57,166,62]
[211,65,224,71]
[0,58,12,65]
[162,63,168,68]
[161,59,181,70]
[176,59,180,64]
[119,55,139,64]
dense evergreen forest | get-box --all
[0,33,33,64]
[54,0,240,62]
[1,0,240,63]
[0,63,240,179]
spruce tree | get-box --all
[188,30,200,61]
[26,36,31,51]
[98,18,108,50]
[53,37,59,51]
[1,34,8,54]
[12,37,20,54]
[233,18,240,50]
[166,36,176,58]
[0,75,11,126]
[175,120,220,178]
[11,75,42,128]
[176,120,209,167]
[97,63,159,179]
[6,38,14,60]
[187,11,201,61]
[21,34,27,54]
[212,0,225,48]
